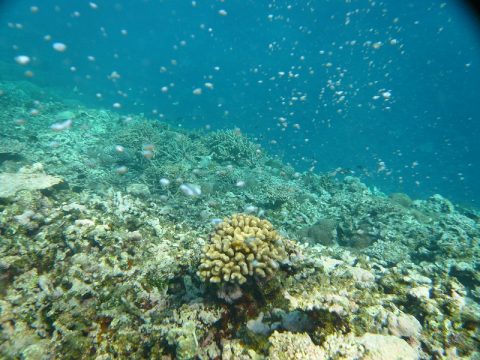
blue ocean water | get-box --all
[1,0,479,205]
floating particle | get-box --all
[115,145,125,153]
[218,9,228,16]
[382,91,391,99]
[121,29,128,36]
[24,70,34,77]
[141,150,154,159]
[159,178,170,187]
[179,183,202,197]
[293,123,301,129]
[112,102,121,109]
[89,2,98,9]
[14,55,30,65]
[142,144,155,151]
[44,34,51,41]
[52,42,67,52]
[116,166,128,175]
[204,82,214,90]
[372,41,382,49]
[390,39,398,45]
[236,180,246,187]
[87,55,95,61]
[50,119,72,132]
[30,6,39,13]
[29,109,40,116]
[193,88,202,95]
[161,86,169,93]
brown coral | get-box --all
[197,214,286,285]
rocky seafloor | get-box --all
[0,80,479,359]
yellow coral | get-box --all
[198,214,286,285]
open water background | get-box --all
[1,0,479,205]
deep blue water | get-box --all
[1,0,479,205]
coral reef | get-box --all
[0,79,479,359]
[206,129,263,166]
[198,214,287,285]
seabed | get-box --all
[0,80,479,359]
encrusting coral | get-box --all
[198,214,286,285]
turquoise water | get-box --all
[1,0,479,205]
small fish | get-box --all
[141,150,154,159]
[116,166,128,175]
[50,119,72,131]
[159,178,170,187]
[179,183,201,197]
[142,144,155,151]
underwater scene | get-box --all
[0,1,480,359]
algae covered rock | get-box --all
[268,331,323,360]
[358,333,418,360]
[197,214,287,285]
[0,163,63,198]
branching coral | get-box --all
[197,214,286,285]
[205,130,262,166]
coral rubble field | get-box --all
[0,80,479,359]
